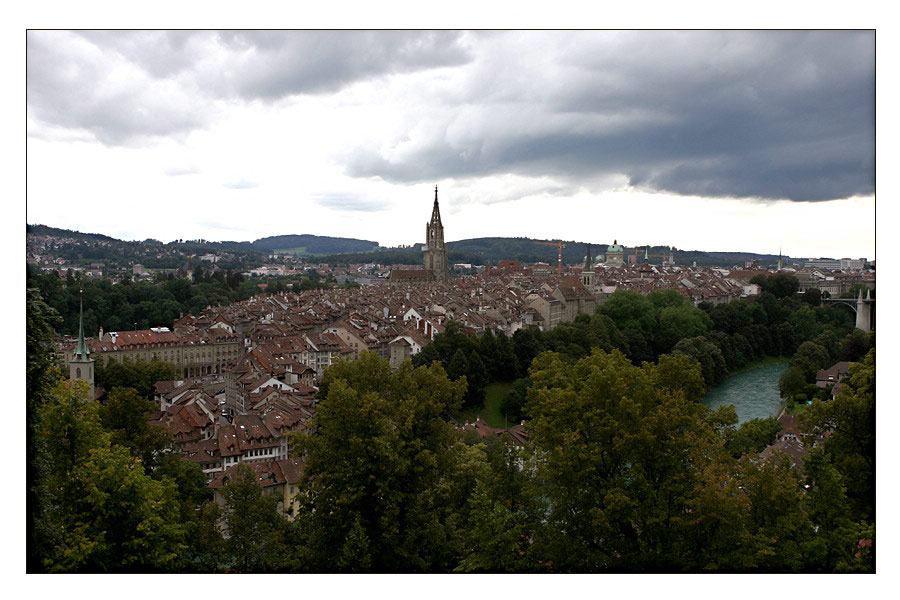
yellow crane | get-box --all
[535,240,567,277]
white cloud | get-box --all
[25,30,875,259]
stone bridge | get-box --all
[823,289,874,331]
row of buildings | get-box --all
[59,187,872,520]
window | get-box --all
[76,367,81,379]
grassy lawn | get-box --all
[273,247,308,255]
[452,381,514,429]
[786,401,812,416]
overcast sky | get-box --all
[26,29,875,259]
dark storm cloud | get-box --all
[345,31,874,202]
[26,30,471,145]
[312,193,387,212]
[213,30,471,99]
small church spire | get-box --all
[584,243,592,270]
[74,289,90,360]
[69,289,95,399]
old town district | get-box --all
[59,189,874,520]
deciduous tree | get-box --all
[293,354,481,572]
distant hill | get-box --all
[28,225,379,256]
[27,225,798,268]
[156,234,379,256]
[250,234,379,255]
[27,224,119,243]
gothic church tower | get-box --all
[423,186,448,281]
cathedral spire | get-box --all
[431,185,442,226]
[584,243,592,270]
[424,185,448,281]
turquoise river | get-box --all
[702,361,790,425]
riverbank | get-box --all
[703,360,789,425]
[722,355,790,379]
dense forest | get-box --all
[25,273,874,572]
[25,264,353,337]
[27,264,258,335]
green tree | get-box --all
[413,322,487,406]
[182,500,226,572]
[98,387,173,469]
[39,380,186,572]
[656,304,713,354]
[778,366,808,401]
[220,463,290,572]
[838,329,872,363]
[683,454,760,570]
[511,328,546,378]
[725,417,782,458]
[672,336,727,387]
[789,305,822,342]
[708,300,755,335]
[790,341,831,382]
[599,290,656,338]
[293,353,481,572]
[455,435,543,572]
[759,273,800,299]
[801,448,864,571]
[646,353,707,403]
[499,376,532,423]
[647,288,686,310]
[96,357,178,399]
[525,349,720,570]
[740,453,810,571]
[803,287,823,306]
[801,349,875,522]
[26,288,63,572]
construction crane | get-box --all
[633,247,671,265]
[535,240,567,277]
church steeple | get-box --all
[69,289,95,399]
[73,292,90,361]
[424,185,448,281]
[430,185,442,226]
[581,243,595,287]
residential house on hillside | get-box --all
[209,458,306,521]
